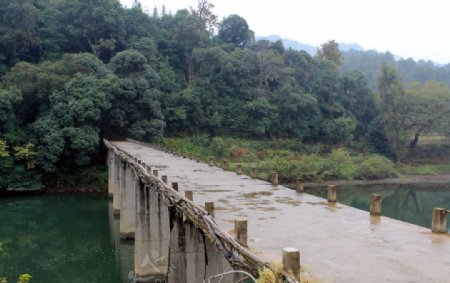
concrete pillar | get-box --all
[234,219,248,247]
[222,160,229,171]
[236,164,243,175]
[119,164,135,239]
[271,171,278,186]
[250,167,257,179]
[370,194,382,215]
[295,178,303,193]
[282,247,300,276]
[171,182,179,192]
[185,191,193,201]
[167,213,206,283]
[113,159,124,215]
[327,185,337,202]
[205,202,215,217]
[204,240,233,283]
[135,183,170,282]
[208,157,214,166]
[146,165,151,174]
[153,169,158,177]
[162,175,168,184]
[432,208,448,233]
[107,150,115,198]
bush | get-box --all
[322,148,356,180]
[354,155,399,180]
[209,137,229,157]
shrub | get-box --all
[354,155,399,180]
[322,148,356,180]
[209,137,229,157]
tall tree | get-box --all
[218,14,254,47]
[316,40,342,66]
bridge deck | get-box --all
[112,141,450,283]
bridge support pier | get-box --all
[113,158,124,215]
[120,164,136,239]
[135,183,170,282]
[167,212,206,283]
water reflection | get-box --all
[0,194,134,283]
[306,183,450,230]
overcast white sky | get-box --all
[120,0,450,64]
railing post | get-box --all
[271,171,278,185]
[327,185,337,202]
[222,160,229,171]
[172,182,179,192]
[282,247,300,277]
[370,194,382,215]
[205,202,215,217]
[234,219,248,246]
[208,156,214,166]
[432,208,448,233]
[153,169,158,177]
[185,190,193,201]
[250,167,257,179]
[162,175,168,184]
[236,164,243,175]
[296,178,303,193]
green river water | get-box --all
[0,194,134,283]
[1,184,449,282]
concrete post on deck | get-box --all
[119,163,135,239]
[236,164,243,175]
[205,202,215,217]
[185,191,193,201]
[295,178,303,193]
[222,160,229,171]
[271,171,278,186]
[432,208,448,233]
[234,219,248,247]
[327,185,337,202]
[162,175,168,184]
[208,157,214,166]
[282,247,300,277]
[370,194,382,216]
[250,167,257,179]
[135,183,170,282]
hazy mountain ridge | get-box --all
[256,35,364,55]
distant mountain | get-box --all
[256,35,364,55]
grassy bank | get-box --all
[159,136,400,182]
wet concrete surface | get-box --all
[113,141,450,283]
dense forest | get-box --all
[0,0,449,190]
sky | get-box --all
[120,0,450,64]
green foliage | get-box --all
[354,155,399,180]
[0,274,32,283]
[322,148,356,180]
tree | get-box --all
[377,62,407,161]
[316,40,342,66]
[218,15,254,47]
[108,50,165,142]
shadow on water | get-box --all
[306,183,450,230]
[0,194,134,283]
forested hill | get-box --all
[0,0,449,190]
[258,36,450,89]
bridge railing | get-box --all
[104,139,299,283]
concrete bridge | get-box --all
[105,139,450,283]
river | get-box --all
[305,183,450,231]
[0,194,134,283]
